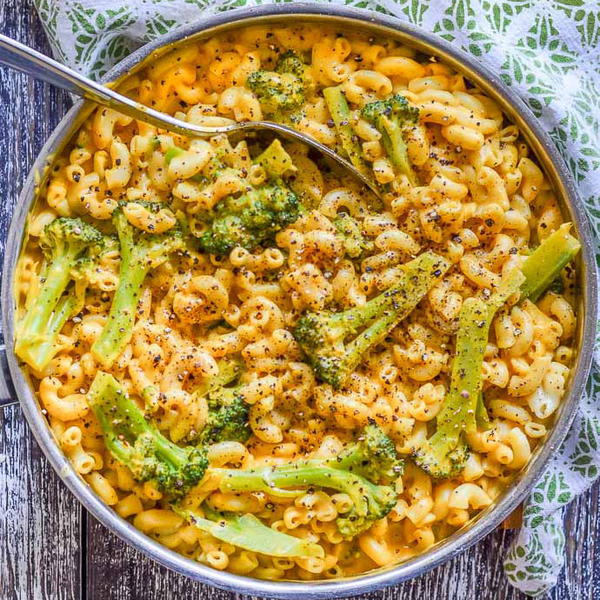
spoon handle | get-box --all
[0,34,381,196]
[0,33,220,135]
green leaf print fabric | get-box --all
[32,0,600,596]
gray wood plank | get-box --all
[0,2,82,600]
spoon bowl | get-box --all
[0,33,380,196]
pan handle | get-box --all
[0,339,18,409]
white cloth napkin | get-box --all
[32,0,600,595]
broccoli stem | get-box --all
[91,213,143,368]
[91,265,148,368]
[90,372,189,469]
[214,462,382,516]
[89,371,208,496]
[89,371,144,464]
[92,210,184,369]
[348,252,448,371]
[21,294,78,372]
[442,299,493,434]
[16,246,83,372]
[343,305,410,380]
[217,463,360,494]
[19,255,73,337]
[356,251,449,323]
[475,391,491,430]
[254,139,295,178]
[414,269,524,477]
[294,251,450,388]
[344,252,447,334]
[520,223,581,302]
[444,269,525,436]
[377,114,417,186]
[175,506,323,558]
[322,86,374,183]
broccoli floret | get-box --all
[246,52,309,115]
[275,50,309,80]
[15,217,103,371]
[548,275,565,295]
[293,251,450,388]
[195,359,252,444]
[246,71,304,115]
[412,433,470,480]
[89,371,208,499]
[142,357,250,444]
[196,358,251,445]
[197,356,243,394]
[198,181,301,255]
[212,425,401,538]
[72,234,119,288]
[362,94,419,186]
[199,389,250,445]
[329,423,403,481]
[333,213,372,258]
[91,206,185,369]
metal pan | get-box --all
[1,4,597,598]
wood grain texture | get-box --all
[0,3,82,600]
[0,2,599,599]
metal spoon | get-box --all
[0,34,378,195]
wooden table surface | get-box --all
[1,2,599,599]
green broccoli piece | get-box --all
[72,234,119,292]
[197,181,301,255]
[91,206,185,369]
[293,251,450,389]
[15,217,103,372]
[245,51,310,116]
[196,356,243,395]
[361,94,420,186]
[200,389,250,445]
[333,212,372,258]
[196,358,250,445]
[412,269,525,478]
[246,70,304,115]
[323,87,374,186]
[331,422,403,481]
[164,146,183,165]
[142,357,250,444]
[176,505,324,558]
[548,275,565,295]
[211,425,401,538]
[89,371,208,499]
[475,391,492,431]
[195,360,252,444]
[520,223,581,302]
[254,139,296,178]
[275,50,309,80]
[412,227,581,479]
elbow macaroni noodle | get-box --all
[17,24,578,581]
